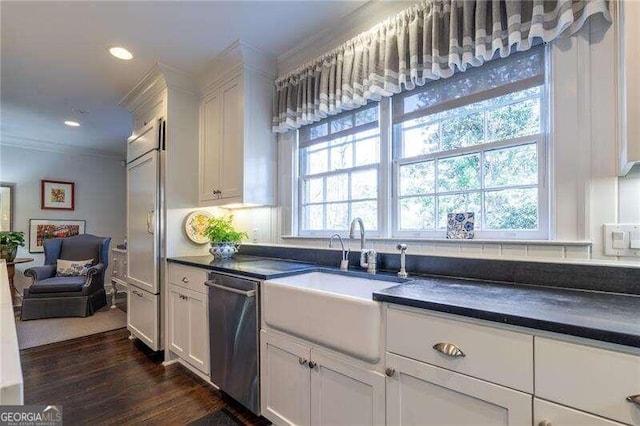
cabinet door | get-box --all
[126,151,159,294]
[127,286,160,351]
[186,289,209,375]
[199,90,222,202]
[261,331,311,426]
[167,285,188,359]
[534,398,625,426]
[386,353,531,426]
[218,75,243,200]
[310,348,385,426]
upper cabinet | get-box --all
[199,41,277,206]
[616,1,640,175]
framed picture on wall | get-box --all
[41,179,75,210]
[29,219,86,253]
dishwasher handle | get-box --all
[208,281,256,298]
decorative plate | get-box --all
[184,210,213,245]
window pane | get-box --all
[400,161,435,196]
[330,144,353,171]
[352,169,377,200]
[354,138,379,166]
[484,144,537,188]
[441,112,484,150]
[304,205,323,230]
[331,115,353,133]
[309,123,328,140]
[398,119,439,158]
[485,188,538,230]
[355,107,378,126]
[351,200,377,231]
[487,98,540,142]
[399,196,435,230]
[326,203,348,230]
[438,154,480,192]
[326,174,348,202]
[437,192,482,229]
[306,178,323,203]
[307,149,328,174]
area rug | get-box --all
[16,306,127,350]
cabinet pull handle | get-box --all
[133,290,143,297]
[627,394,640,406]
[182,277,189,283]
[385,368,395,377]
[146,209,155,234]
[433,342,466,358]
[308,361,317,369]
[298,357,308,366]
[538,421,552,426]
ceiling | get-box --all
[0,1,366,156]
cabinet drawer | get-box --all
[387,308,533,393]
[168,263,208,294]
[535,398,625,426]
[535,337,640,425]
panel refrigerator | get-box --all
[126,119,165,351]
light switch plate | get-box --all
[604,224,640,256]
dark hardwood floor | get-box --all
[20,328,268,426]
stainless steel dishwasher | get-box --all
[206,271,260,415]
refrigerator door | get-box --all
[127,120,159,163]
[127,284,160,351]
[208,273,260,415]
[127,150,160,294]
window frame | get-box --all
[294,46,551,240]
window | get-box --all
[296,46,548,239]
[298,104,381,234]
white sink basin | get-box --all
[263,272,393,363]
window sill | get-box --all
[281,235,592,247]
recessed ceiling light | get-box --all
[108,46,133,61]
[64,120,80,127]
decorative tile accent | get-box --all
[446,212,475,239]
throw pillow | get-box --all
[56,259,94,277]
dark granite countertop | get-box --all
[167,255,317,280]
[374,278,640,348]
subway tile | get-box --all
[527,245,565,259]
[501,244,527,258]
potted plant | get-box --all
[0,231,25,262]
[203,215,248,259]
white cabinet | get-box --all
[260,331,385,426]
[128,287,159,350]
[167,263,210,376]
[534,398,625,426]
[386,352,532,426]
[199,42,276,206]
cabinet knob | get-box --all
[433,342,466,358]
[298,357,308,366]
[212,189,222,195]
[538,421,552,426]
[308,361,317,369]
[182,277,189,283]
[385,368,396,377]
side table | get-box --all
[5,258,34,307]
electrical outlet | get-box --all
[603,224,640,257]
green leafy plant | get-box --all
[0,231,25,247]
[203,215,247,244]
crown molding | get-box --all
[0,134,125,160]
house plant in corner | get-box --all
[0,231,25,262]
[203,215,247,259]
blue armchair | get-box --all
[21,234,111,320]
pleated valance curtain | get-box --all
[272,0,610,133]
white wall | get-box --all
[0,144,126,292]
[226,3,640,266]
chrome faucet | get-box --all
[349,218,377,274]
[329,233,349,270]
[396,243,408,278]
